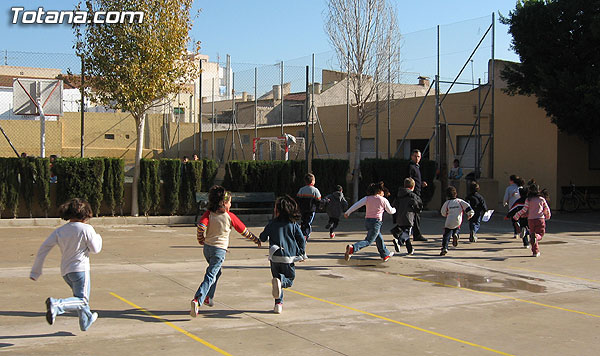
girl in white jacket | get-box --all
[440,186,474,256]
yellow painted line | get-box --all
[374,270,600,319]
[286,288,515,356]
[507,266,600,283]
[110,292,233,356]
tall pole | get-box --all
[254,67,258,139]
[477,78,481,176]
[198,59,203,157]
[38,82,46,158]
[305,65,309,170]
[346,50,350,157]
[490,12,496,179]
[311,54,315,166]
[80,56,85,157]
[375,91,379,159]
[280,61,284,136]
[387,59,391,158]
[212,78,215,160]
[231,72,235,159]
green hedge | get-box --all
[201,159,218,191]
[0,158,21,217]
[139,159,161,216]
[103,158,124,216]
[180,161,203,214]
[34,158,51,217]
[312,159,349,196]
[19,158,36,217]
[53,158,105,215]
[159,159,181,215]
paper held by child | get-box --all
[482,210,494,222]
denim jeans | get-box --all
[353,218,391,258]
[300,212,315,238]
[270,262,295,303]
[194,244,227,301]
[469,215,482,235]
[327,217,340,234]
[50,271,95,331]
[442,228,459,250]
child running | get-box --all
[440,186,474,256]
[191,185,261,317]
[513,184,551,257]
[296,173,321,240]
[323,185,348,238]
[30,198,102,331]
[465,181,488,243]
[259,195,307,314]
[344,182,396,262]
[390,178,422,255]
[506,186,531,248]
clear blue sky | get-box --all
[2,0,520,82]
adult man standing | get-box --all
[407,149,428,241]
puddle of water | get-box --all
[405,270,547,293]
[539,241,567,245]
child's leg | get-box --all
[529,219,545,254]
[353,218,381,253]
[270,262,296,303]
[301,212,315,238]
[441,228,452,251]
[52,271,95,331]
[330,218,340,234]
[374,226,392,258]
[194,245,226,301]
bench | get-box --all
[195,191,276,222]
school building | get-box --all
[0,60,598,210]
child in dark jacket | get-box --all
[323,185,348,238]
[465,181,488,243]
[259,195,307,314]
[506,186,530,248]
[391,178,422,255]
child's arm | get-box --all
[341,196,349,211]
[383,197,397,215]
[86,227,103,254]
[196,210,211,245]
[440,201,449,217]
[542,198,551,220]
[293,224,308,261]
[259,221,272,243]
[344,196,367,217]
[30,232,58,280]
[228,212,261,246]
[460,200,475,219]
[513,199,529,220]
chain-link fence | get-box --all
[0,15,499,168]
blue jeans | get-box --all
[353,218,391,258]
[270,262,295,304]
[300,212,315,238]
[469,215,482,235]
[442,228,459,250]
[194,244,226,301]
[50,271,95,331]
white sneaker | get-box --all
[82,312,98,331]
[45,298,56,325]
[535,252,541,257]
[274,303,283,314]
[382,251,394,262]
[190,299,199,318]
[272,278,282,299]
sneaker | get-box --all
[330,232,335,239]
[392,239,400,253]
[452,233,459,247]
[382,252,394,262]
[271,278,282,299]
[534,252,541,257]
[190,299,199,318]
[413,236,428,242]
[45,298,55,325]
[344,244,354,261]
[83,312,98,331]
[513,234,518,239]
[440,249,448,256]
[407,246,415,255]
[274,302,283,314]
[203,296,214,307]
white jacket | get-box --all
[441,198,474,229]
[30,222,102,279]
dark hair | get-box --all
[453,159,460,164]
[446,186,457,199]
[207,185,231,212]
[509,174,519,182]
[527,183,550,201]
[518,185,529,198]
[367,181,390,197]
[404,177,415,189]
[468,181,480,195]
[304,173,315,184]
[275,195,301,223]
[335,185,343,192]
[59,198,93,221]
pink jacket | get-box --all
[513,197,551,221]
[345,195,396,220]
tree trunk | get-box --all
[131,114,145,216]
[352,103,363,203]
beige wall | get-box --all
[557,132,600,193]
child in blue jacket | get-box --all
[260,195,307,314]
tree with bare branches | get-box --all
[325,0,401,202]
[75,0,199,216]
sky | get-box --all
[2,0,521,85]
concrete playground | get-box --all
[1,211,599,355]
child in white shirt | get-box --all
[440,186,474,256]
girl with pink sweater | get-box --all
[513,184,551,257]
[344,182,396,262]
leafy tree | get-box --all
[75,0,199,215]
[501,0,600,142]
[325,0,401,202]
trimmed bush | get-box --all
[53,158,105,215]
[19,157,36,217]
[34,158,51,217]
[159,159,181,215]
[139,159,160,216]
[179,160,202,215]
[312,159,349,196]
[103,158,125,216]
[0,158,20,217]
[201,159,218,191]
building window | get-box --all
[456,135,481,169]
[105,134,114,140]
